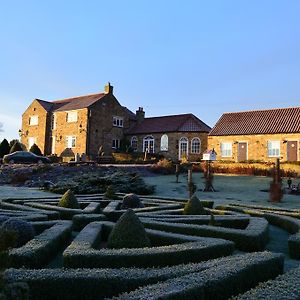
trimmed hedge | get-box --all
[63,221,234,268]
[141,217,269,251]
[9,220,72,268]
[234,265,300,300]
[114,252,284,300]
[72,214,107,231]
[4,252,264,300]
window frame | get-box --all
[131,136,138,151]
[143,136,155,153]
[113,116,124,128]
[66,136,76,148]
[112,139,120,149]
[220,142,232,157]
[29,115,39,126]
[160,134,168,151]
[191,137,201,154]
[66,111,78,123]
[268,140,280,157]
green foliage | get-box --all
[107,209,150,249]
[9,141,23,153]
[119,138,133,153]
[121,193,144,209]
[183,195,206,215]
[0,139,10,158]
[0,229,17,252]
[104,185,119,200]
[58,189,79,209]
[1,219,35,248]
[29,143,42,156]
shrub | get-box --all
[9,141,23,153]
[104,185,119,200]
[0,215,9,225]
[121,193,144,209]
[1,219,35,247]
[0,139,10,158]
[183,195,206,215]
[0,228,17,252]
[58,189,79,209]
[150,159,175,174]
[29,143,42,156]
[107,209,150,249]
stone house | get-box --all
[21,83,210,161]
[126,109,211,161]
[208,107,300,162]
[21,83,135,159]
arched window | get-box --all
[143,136,155,153]
[160,134,168,151]
[179,137,188,160]
[131,136,138,151]
[191,137,201,154]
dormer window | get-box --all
[67,111,78,123]
[113,116,123,128]
[29,115,38,126]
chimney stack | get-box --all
[136,107,145,123]
[104,82,113,94]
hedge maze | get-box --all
[1,194,300,299]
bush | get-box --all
[0,228,17,252]
[183,195,206,215]
[104,185,119,200]
[1,219,35,247]
[121,193,144,209]
[29,143,42,156]
[58,189,79,209]
[0,216,9,225]
[9,141,23,153]
[150,159,175,174]
[107,209,150,249]
[0,139,10,158]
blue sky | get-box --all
[0,0,300,141]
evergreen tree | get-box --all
[0,139,10,158]
[9,141,23,153]
[29,143,42,156]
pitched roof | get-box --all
[127,113,211,134]
[35,93,107,112]
[209,107,300,136]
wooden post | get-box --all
[175,164,179,183]
[188,167,194,198]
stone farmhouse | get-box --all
[208,107,300,162]
[20,83,211,161]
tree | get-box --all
[29,143,42,156]
[9,141,23,153]
[0,139,10,158]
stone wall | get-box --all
[208,133,300,162]
[126,132,208,161]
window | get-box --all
[51,114,56,130]
[131,136,138,151]
[179,137,188,159]
[113,116,124,128]
[220,142,232,157]
[112,139,120,149]
[66,111,78,123]
[160,134,168,151]
[28,137,36,149]
[143,136,155,153]
[268,141,280,157]
[191,138,201,154]
[66,136,76,148]
[29,116,38,126]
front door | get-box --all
[237,142,247,162]
[287,141,298,161]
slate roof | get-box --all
[36,93,107,112]
[209,107,300,136]
[127,113,211,134]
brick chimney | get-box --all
[136,107,145,123]
[104,82,113,94]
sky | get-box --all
[0,0,300,141]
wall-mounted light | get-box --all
[233,141,238,144]
[283,140,287,144]
[79,124,86,133]
[18,129,28,137]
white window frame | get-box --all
[179,137,189,160]
[112,139,120,149]
[51,114,56,130]
[131,136,138,151]
[113,116,124,128]
[143,136,155,153]
[66,136,76,148]
[268,140,280,157]
[29,115,38,126]
[220,142,232,157]
[28,137,37,149]
[160,134,168,151]
[191,137,201,154]
[66,111,78,123]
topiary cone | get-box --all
[58,189,79,209]
[183,194,206,215]
[107,209,150,249]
